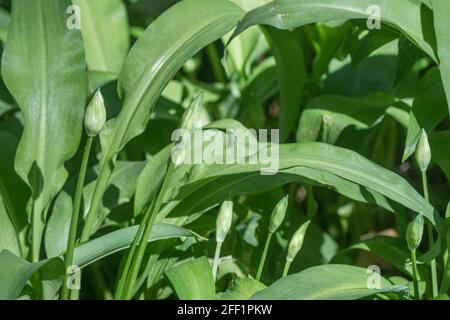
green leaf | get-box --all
[73,0,129,76]
[217,277,266,300]
[0,196,20,256]
[402,68,448,161]
[230,0,437,62]
[0,250,60,300]
[1,0,87,253]
[251,264,407,300]
[431,0,450,117]
[0,131,29,232]
[73,223,202,269]
[429,131,450,181]
[297,93,395,144]
[134,145,172,217]
[169,140,436,225]
[262,26,305,142]
[165,257,215,300]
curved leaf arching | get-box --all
[229,0,437,62]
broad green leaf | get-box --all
[165,257,215,300]
[0,250,60,300]
[402,68,448,161]
[351,29,398,67]
[73,223,201,269]
[84,0,244,239]
[217,277,266,300]
[431,0,450,117]
[0,131,29,232]
[1,0,87,255]
[230,0,437,62]
[251,264,408,300]
[262,26,305,142]
[297,93,395,144]
[0,196,20,256]
[73,0,129,76]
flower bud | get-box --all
[180,91,205,132]
[269,195,288,233]
[286,220,310,262]
[85,90,106,137]
[415,130,431,172]
[216,200,233,242]
[406,214,424,251]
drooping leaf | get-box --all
[1,0,87,254]
[230,0,437,62]
[251,264,408,300]
[165,257,215,300]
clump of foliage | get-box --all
[0,0,449,301]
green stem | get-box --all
[421,171,438,298]
[411,249,420,300]
[282,259,292,277]
[212,241,223,281]
[61,137,93,300]
[206,43,225,83]
[115,201,154,299]
[122,163,174,299]
[256,232,273,281]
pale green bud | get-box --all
[406,214,424,251]
[415,130,431,172]
[269,195,288,233]
[216,200,233,242]
[286,221,310,262]
[180,91,205,132]
[85,90,106,137]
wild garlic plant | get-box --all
[0,0,449,301]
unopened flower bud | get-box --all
[406,214,424,251]
[180,91,205,132]
[269,195,288,233]
[85,90,106,137]
[415,130,431,172]
[286,220,310,262]
[216,200,233,242]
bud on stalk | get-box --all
[216,200,233,242]
[286,220,311,262]
[406,214,424,251]
[180,91,206,132]
[85,90,106,137]
[415,130,431,172]
[269,195,288,233]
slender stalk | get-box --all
[122,163,174,299]
[115,202,153,299]
[256,232,273,281]
[421,171,438,298]
[282,260,292,277]
[440,253,450,294]
[411,249,420,299]
[212,241,223,281]
[61,137,93,300]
